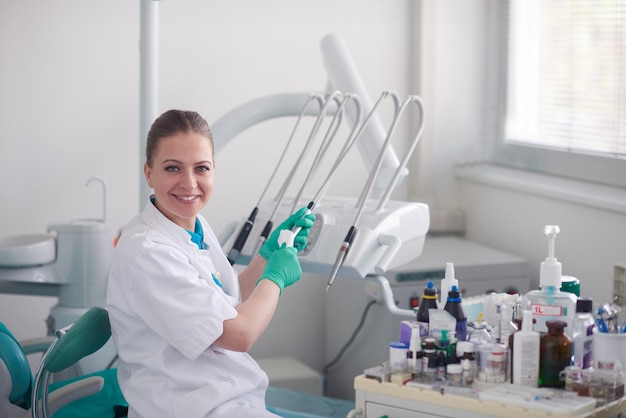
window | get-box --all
[494,0,626,188]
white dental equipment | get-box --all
[223,91,429,281]
[216,33,429,285]
[0,177,116,374]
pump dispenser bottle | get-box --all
[440,262,458,308]
[522,225,577,334]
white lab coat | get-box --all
[106,199,279,418]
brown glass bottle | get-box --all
[539,320,571,388]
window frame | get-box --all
[490,1,626,189]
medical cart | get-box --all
[351,375,626,418]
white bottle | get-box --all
[512,309,540,387]
[572,298,595,369]
[522,225,577,333]
[439,262,458,308]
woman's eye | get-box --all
[196,166,211,173]
[165,166,180,172]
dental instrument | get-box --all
[223,93,430,280]
[275,93,363,250]
[289,93,354,214]
[285,90,382,245]
[325,95,425,291]
[225,93,324,265]
[326,91,400,292]
[253,91,346,254]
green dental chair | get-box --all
[0,307,126,418]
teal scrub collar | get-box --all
[186,218,208,250]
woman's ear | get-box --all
[144,162,153,188]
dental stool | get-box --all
[0,306,126,418]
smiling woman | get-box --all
[105,109,315,417]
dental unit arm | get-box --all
[217,34,430,305]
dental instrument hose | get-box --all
[228,93,324,264]
[322,298,376,396]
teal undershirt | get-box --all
[185,218,222,289]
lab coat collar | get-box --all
[140,195,200,250]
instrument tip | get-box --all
[325,284,331,293]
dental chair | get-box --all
[0,306,126,418]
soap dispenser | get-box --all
[522,225,577,334]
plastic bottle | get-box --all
[522,226,577,333]
[389,341,409,373]
[486,344,508,383]
[456,341,476,386]
[437,351,447,380]
[440,262,458,308]
[571,298,595,369]
[407,326,423,379]
[444,285,467,341]
[415,281,439,333]
[508,317,523,383]
[560,275,581,297]
[423,338,438,383]
[539,320,572,388]
[469,319,492,345]
[422,337,437,381]
[512,310,540,387]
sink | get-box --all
[0,234,56,267]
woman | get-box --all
[106,109,315,417]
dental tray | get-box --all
[0,233,56,267]
[478,384,597,415]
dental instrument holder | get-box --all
[227,196,429,280]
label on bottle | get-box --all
[530,304,563,316]
[573,323,594,369]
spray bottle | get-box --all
[440,262,458,309]
[512,309,540,387]
[522,225,577,334]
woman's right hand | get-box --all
[258,207,315,260]
[256,245,302,294]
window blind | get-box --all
[505,0,626,157]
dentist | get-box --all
[106,109,315,417]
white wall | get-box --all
[0,0,412,400]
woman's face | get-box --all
[144,131,214,230]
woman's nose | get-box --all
[180,169,197,189]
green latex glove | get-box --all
[257,245,302,294]
[259,207,316,260]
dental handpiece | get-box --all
[325,226,357,292]
[276,201,315,249]
[226,207,258,265]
